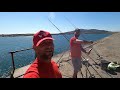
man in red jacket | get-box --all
[23,30,62,78]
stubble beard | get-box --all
[39,52,53,62]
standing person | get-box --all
[23,30,62,78]
[70,28,93,78]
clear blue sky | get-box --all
[0,12,120,34]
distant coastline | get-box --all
[0,33,63,37]
[0,29,117,37]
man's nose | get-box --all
[47,44,53,48]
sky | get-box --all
[0,12,120,34]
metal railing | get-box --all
[9,48,33,78]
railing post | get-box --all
[8,48,33,78]
[10,52,15,78]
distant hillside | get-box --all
[59,29,114,34]
[81,29,111,34]
[0,29,116,37]
[0,34,34,37]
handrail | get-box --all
[9,48,33,53]
[9,47,33,78]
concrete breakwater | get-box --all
[13,32,120,78]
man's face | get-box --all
[35,39,54,61]
[75,31,80,37]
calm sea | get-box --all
[0,33,111,77]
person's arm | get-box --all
[73,39,93,44]
[83,40,93,44]
[73,39,83,44]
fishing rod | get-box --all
[65,16,94,55]
[64,16,93,49]
[48,18,71,65]
[65,16,89,42]
[81,56,96,78]
[65,16,89,41]
[64,16,102,57]
[48,17,101,78]
[64,16,77,29]
[48,17,94,78]
[48,18,69,42]
[82,55,102,78]
[64,16,89,40]
[64,16,100,67]
[48,18,86,78]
